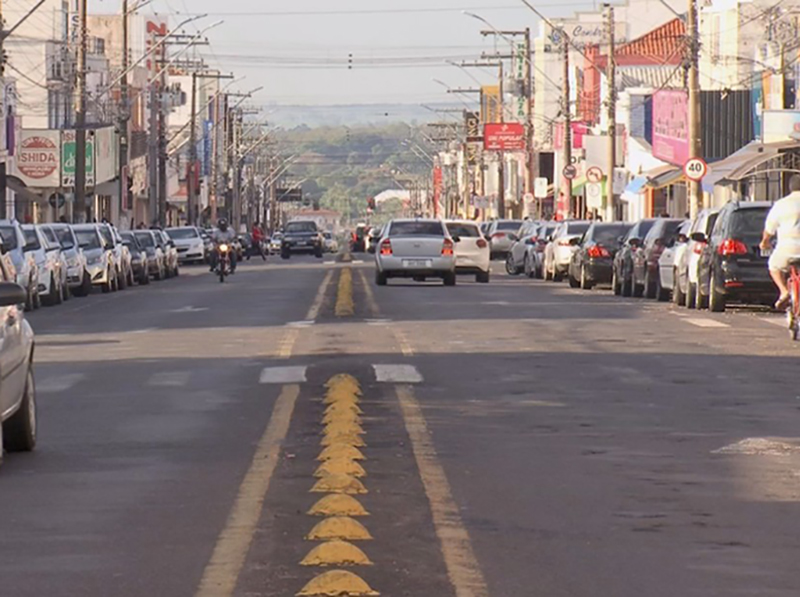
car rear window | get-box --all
[389,221,444,237]
[446,224,480,238]
[496,221,523,231]
[591,224,630,244]
[286,222,317,233]
[731,208,769,236]
[134,232,155,247]
[167,228,199,240]
[566,222,591,235]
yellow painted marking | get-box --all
[311,473,368,495]
[324,387,361,404]
[323,421,366,436]
[308,494,370,517]
[392,326,415,357]
[335,267,355,317]
[300,540,374,567]
[396,385,489,597]
[314,458,367,479]
[357,269,381,317]
[322,410,362,426]
[306,516,373,541]
[306,270,335,321]
[195,384,299,597]
[325,373,360,390]
[321,432,366,447]
[277,328,300,359]
[297,569,378,596]
[317,444,366,462]
[325,401,363,415]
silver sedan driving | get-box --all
[374,219,457,286]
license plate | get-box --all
[403,259,431,268]
[298,241,308,246]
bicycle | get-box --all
[787,260,800,341]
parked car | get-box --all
[696,201,773,312]
[323,231,339,254]
[657,220,692,302]
[153,229,179,277]
[0,268,37,465]
[72,224,116,293]
[133,230,166,280]
[445,220,490,283]
[505,224,541,276]
[120,232,150,285]
[374,219,456,286]
[166,226,206,264]
[281,220,324,258]
[527,222,558,278]
[675,209,719,308]
[612,219,657,296]
[268,232,283,255]
[486,219,524,259]
[21,225,63,306]
[568,222,632,289]
[543,220,591,281]
[38,225,70,303]
[99,224,130,290]
[47,224,91,297]
[199,228,214,262]
[0,220,39,310]
[631,218,686,298]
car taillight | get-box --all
[587,245,610,258]
[380,239,392,255]
[557,240,572,246]
[718,239,748,256]
[693,242,705,254]
[442,238,454,256]
[492,232,506,239]
[476,238,487,249]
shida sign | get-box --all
[14,130,61,188]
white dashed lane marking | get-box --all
[147,371,191,387]
[373,364,423,384]
[259,366,308,384]
[683,318,730,328]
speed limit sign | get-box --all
[684,157,708,182]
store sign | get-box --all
[481,86,501,124]
[761,110,800,143]
[515,42,527,121]
[14,130,60,188]
[547,20,626,49]
[652,89,689,166]
[484,123,526,151]
[94,126,117,185]
[61,130,95,187]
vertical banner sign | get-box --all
[146,20,168,74]
[61,130,95,187]
[202,120,213,176]
[465,111,481,166]
[515,42,527,121]
[480,86,501,124]
[652,89,689,166]
[432,166,443,218]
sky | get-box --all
[94,0,599,107]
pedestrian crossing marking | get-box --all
[259,366,308,384]
[373,364,423,384]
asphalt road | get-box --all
[2,254,800,596]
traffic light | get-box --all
[367,197,376,210]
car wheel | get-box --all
[53,275,63,305]
[568,271,580,288]
[695,283,709,309]
[3,366,37,453]
[543,262,552,281]
[612,268,621,295]
[686,282,697,309]
[656,274,670,302]
[476,270,490,283]
[621,274,633,297]
[505,255,520,276]
[673,269,686,306]
[644,272,657,299]
[709,272,726,312]
[443,272,457,286]
[580,265,593,290]
[118,267,128,290]
[33,286,42,309]
[523,255,534,278]
[375,271,388,286]
[127,268,135,287]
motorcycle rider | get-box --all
[210,218,238,273]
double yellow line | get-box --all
[297,374,379,596]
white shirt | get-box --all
[765,192,800,253]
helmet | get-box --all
[218,218,228,231]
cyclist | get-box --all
[761,174,800,310]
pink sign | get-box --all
[554,121,589,150]
[652,90,689,166]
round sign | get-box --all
[18,135,59,181]
[684,157,708,182]
[563,164,577,180]
[586,166,604,183]
[48,193,66,209]
[523,192,535,203]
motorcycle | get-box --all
[217,243,231,283]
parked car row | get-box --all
[506,201,777,313]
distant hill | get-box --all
[266,103,466,128]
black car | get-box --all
[120,232,150,285]
[281,221,324,259]
[568,222,632,289]
[632,218,686,299]
[696,201,773,312]
[612,219,657,296]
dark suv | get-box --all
[568,222,632,289]
[632,218,686,299]
[281,220,324,259]
[612,219,657,297]
[696,201,772,312]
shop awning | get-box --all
[701,140,800,192]
[643,164,684,189]
[6,176,45,204]
[625,175,648,195]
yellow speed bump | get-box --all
[334,268,355,318]
[308,494,369,517]
[323,421,366,437]
[300,540,373,567]
[325,373,360,391]
[322,411,362,426]
[324,402,363,416]
[311,473,368,495]
[297,570,379,596]
[314,458,367,478]
[321,432,366,447]
[324,387,361,405]
[306,516,373,541]
[317,444,365,462]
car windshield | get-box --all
[591,224,631,245]
[731,208,769,237]
[134,232,155,248]
[75,230,101,250]
[446,224,480,238]
[389,221,444,237]
[42,227,59,246]
[22,229,41,250]
[167,228,199,240]
[54,227,75,249]
[566,222,591,235]
[323,232,332,239]
[99,227,114,246]
[121,233,138,248]
[286,222,317,233]
[496,221,523,231]
[0,226,17,250]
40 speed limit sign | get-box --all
[683,157,708,182]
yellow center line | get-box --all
[195,384,300,597]
[335,267,355,317]
[277,328,301,359]
[396,385,489,597]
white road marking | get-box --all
[259,366,308,384]
[366,318,392,325]
[147,371,191,387]
[129,327,158,334]
[763,317,787,327]
[352,260,364,264]
[373,364,423,384]
[287,320,315,328]
[171,306,209,313]
[37,373,86,393]
[684,318,730,328]
[305,270,334,321]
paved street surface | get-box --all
[2,256,800,597]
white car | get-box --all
[374,219,457,286]
[445,220,490,283]
[543,221,592,281]
[657,220,692,301]
[486,219,524,259]
[268,233,283,255]
[48,224,90,297]
[0,220,39,310]
[73,225,116,293]
[99,224,129,290]
[323,231,339,254]
[675,208,719,308]
[21,225,63,307]
[166,226,206,264]
[39,225,70,302]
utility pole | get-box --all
[524,26,536,221]
[0,0,6,220]
[605,4,617,222]
[148,84,158,226]
[687,0,701,218]
[158,64,167,227]
[118,0,129,224]
[74,0,88,222]
[498,59,506,219]
[562,32,572,219]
